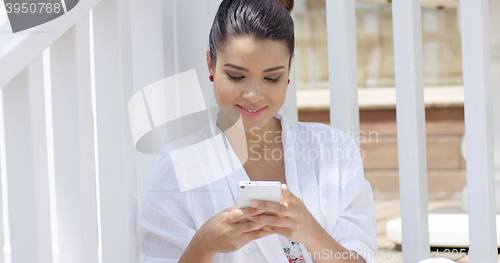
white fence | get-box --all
[0,0,496,262]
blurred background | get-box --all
[293,0,473,261]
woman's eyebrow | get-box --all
[223,63,285,72]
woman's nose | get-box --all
[241,80,265,103]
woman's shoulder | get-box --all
[147,121,228,193]
[146,150,181,192]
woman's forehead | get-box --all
[217,37,289,68]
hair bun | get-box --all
[279,0,294,13]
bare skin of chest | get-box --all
[243,143,287,185]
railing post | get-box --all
[0,55,53,263]
[488,0,500,212]
[50,14,99,263]
[392,0,430,262]
[325,0,360,144]
[460,0,497,261]
[93,0,139,261]
[130,0,166,215]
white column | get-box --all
[92,0,139,261]
[50,15,99,263]
[130,0,165,214]
[170,0,216,107]
[286,35,299,122]
[460,0,497,261]
[489,0,500,212]
[392,0,430,262]
[0,56,53,262]
[325,0,360,144]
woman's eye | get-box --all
[266,75,282,83]
[226,73,282,82]
[227,73,244,81]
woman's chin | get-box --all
[241,118,276,134]
[218,107,278,133]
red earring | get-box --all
[288,79,290,85]
[209,75,214,82]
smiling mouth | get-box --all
[236,105,267,113]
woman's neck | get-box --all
[216,112,281,145]
[215,112,283,167]
[245,116,282,147]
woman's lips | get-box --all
[236,104,267,118]
[237,104,267,111]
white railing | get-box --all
[0,0,496,263]
[458,0,497,260]
[391,1,430,260]
[326,1,497,263]
[0,0,149,262]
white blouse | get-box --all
[136,111,378,263]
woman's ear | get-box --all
[206,51,215,76]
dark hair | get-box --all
[208,0,295,68]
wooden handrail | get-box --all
[356,0,458,9]
[297,86,465,111]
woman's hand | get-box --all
[184,205,273,259]
[246,184,324,246]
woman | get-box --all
[137,0,377,262]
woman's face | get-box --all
[207,37,293,134]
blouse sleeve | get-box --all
[331,133,378,263]
[136,152,198,263]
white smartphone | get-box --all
[237,181,282,222]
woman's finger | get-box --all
[223,205,238,212]
[241,229,274,241]
[250,200,291,217]
[281,184,296,202]
[247,214,289,227]
[260,225,285,235]
[234,220,267,233]
[228,207,265,223]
